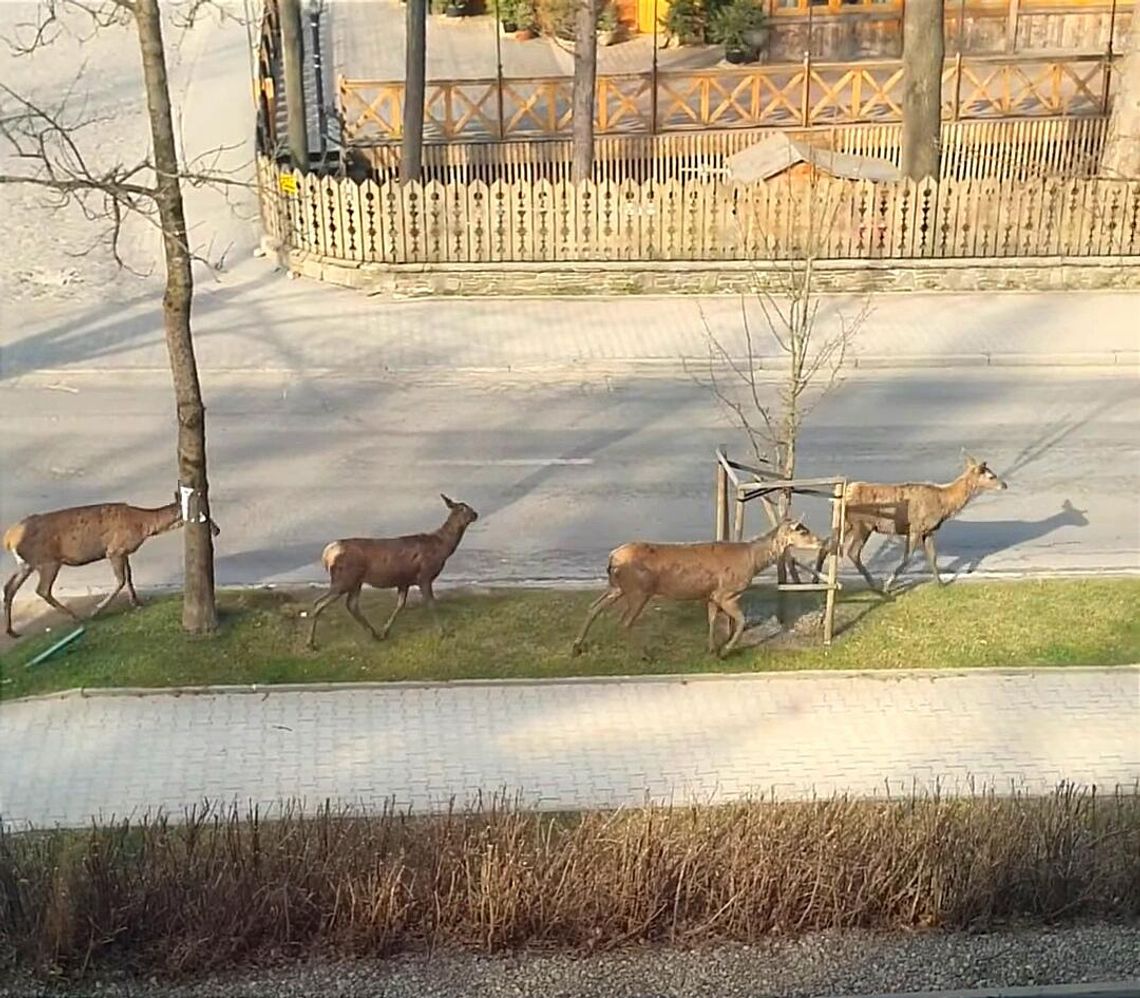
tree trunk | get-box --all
[571,0,598,183]
[1102,12,1140,178]
[280,0,309,170]
[135,0,218,635]
[401,0,427,183]
[902,0,944,181]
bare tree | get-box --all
[690,173,870,606]
[571,0,598,183]
[902,0,944,181]
[0,0,243,634]
[1102,11,1140,178]
[694,178,869,494]
[401,0,427,183]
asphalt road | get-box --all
[1,365,1137,605]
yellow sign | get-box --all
[279,173,298,196]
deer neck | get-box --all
[748,528,783,574]
[147,502,184,537]
[940,472,978,521]
[435,513,469,556]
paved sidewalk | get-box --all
[1,667,1137,829]
[4,277,1140,380]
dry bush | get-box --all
[1,786,1137,978]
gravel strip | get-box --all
[2,924,1138,998]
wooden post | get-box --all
[651,0,659,135]
[495,12,506,139]
[1006,0,1020,55]
[822,480,846,646]
[716,458,728,541]
[953,51,963,121]
[801,50,811,128]
[734,487,746,541]
[280,0,309,170]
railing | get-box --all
[259,159,1140,266]
[358,117,1109,185]
[339,53,1115,143]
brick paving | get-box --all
[1,667,1137,829]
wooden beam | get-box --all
[1007,0,1021,54]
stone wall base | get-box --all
[286,252,1140,297]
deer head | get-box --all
[172,488,222,537]
[777,518,823,552]
[962,453,1008,493]
[441,493,479,527]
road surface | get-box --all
[1,362,1137,605]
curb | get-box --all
[5,664,1138,706]
[9,566,1140,605]
[6,352,1139,380]
[842,982,1140,998]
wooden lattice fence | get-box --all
[339,53,1115,143]
[260,161,1140,266]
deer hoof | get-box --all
[6,629,19,639]
[571,643,584,657]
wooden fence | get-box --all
[358,117,1109,185]
[339,53,1115,143]
[261,160,1140,265]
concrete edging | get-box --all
[5,664,1138,707]
[287,252,1140,297]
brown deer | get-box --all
[815,453,1007,593]
[307,494,479,650]
[572,519,822,659]
[3,493,220,637]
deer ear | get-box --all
[441,493,456,509]
[962,450,978,467]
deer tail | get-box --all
[321,541,346,574]
[3,521,25,554]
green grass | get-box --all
[1,579,1138,701]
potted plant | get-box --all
[660,0,705,47]
[539,0,577,41]
[514,0,537,37]
[495,0,518,32]
[596,0,620,45]
[709,0,768,64]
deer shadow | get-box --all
[939,500,1091,576]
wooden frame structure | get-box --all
[714,448,847,646]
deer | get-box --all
[572,519,823,659]
[814,453,1007,594]
[307,494,479,650]
[3,492,221,638]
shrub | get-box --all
[708,0,768,52]
[1,786,1137,979]
[661,0,706,44]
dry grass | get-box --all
[1,787,1137,979]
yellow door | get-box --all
[637,0,669,35]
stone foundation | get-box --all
[286,252,1140,297]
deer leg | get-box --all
[844,525,884,593]
[306,589,345,650]
[377,587,409,640]
[706,599,723,654]
[34,563,79,621]
[3,564,34,638]
[346,587,383,641]
[923,535,944,585]
[620,591,651,629]
[717,595,747,658]
[123,557,141,607]
[420,579,445,636]
[90,556,129,617]
[572,588,621,655]
[884,536,917,592]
